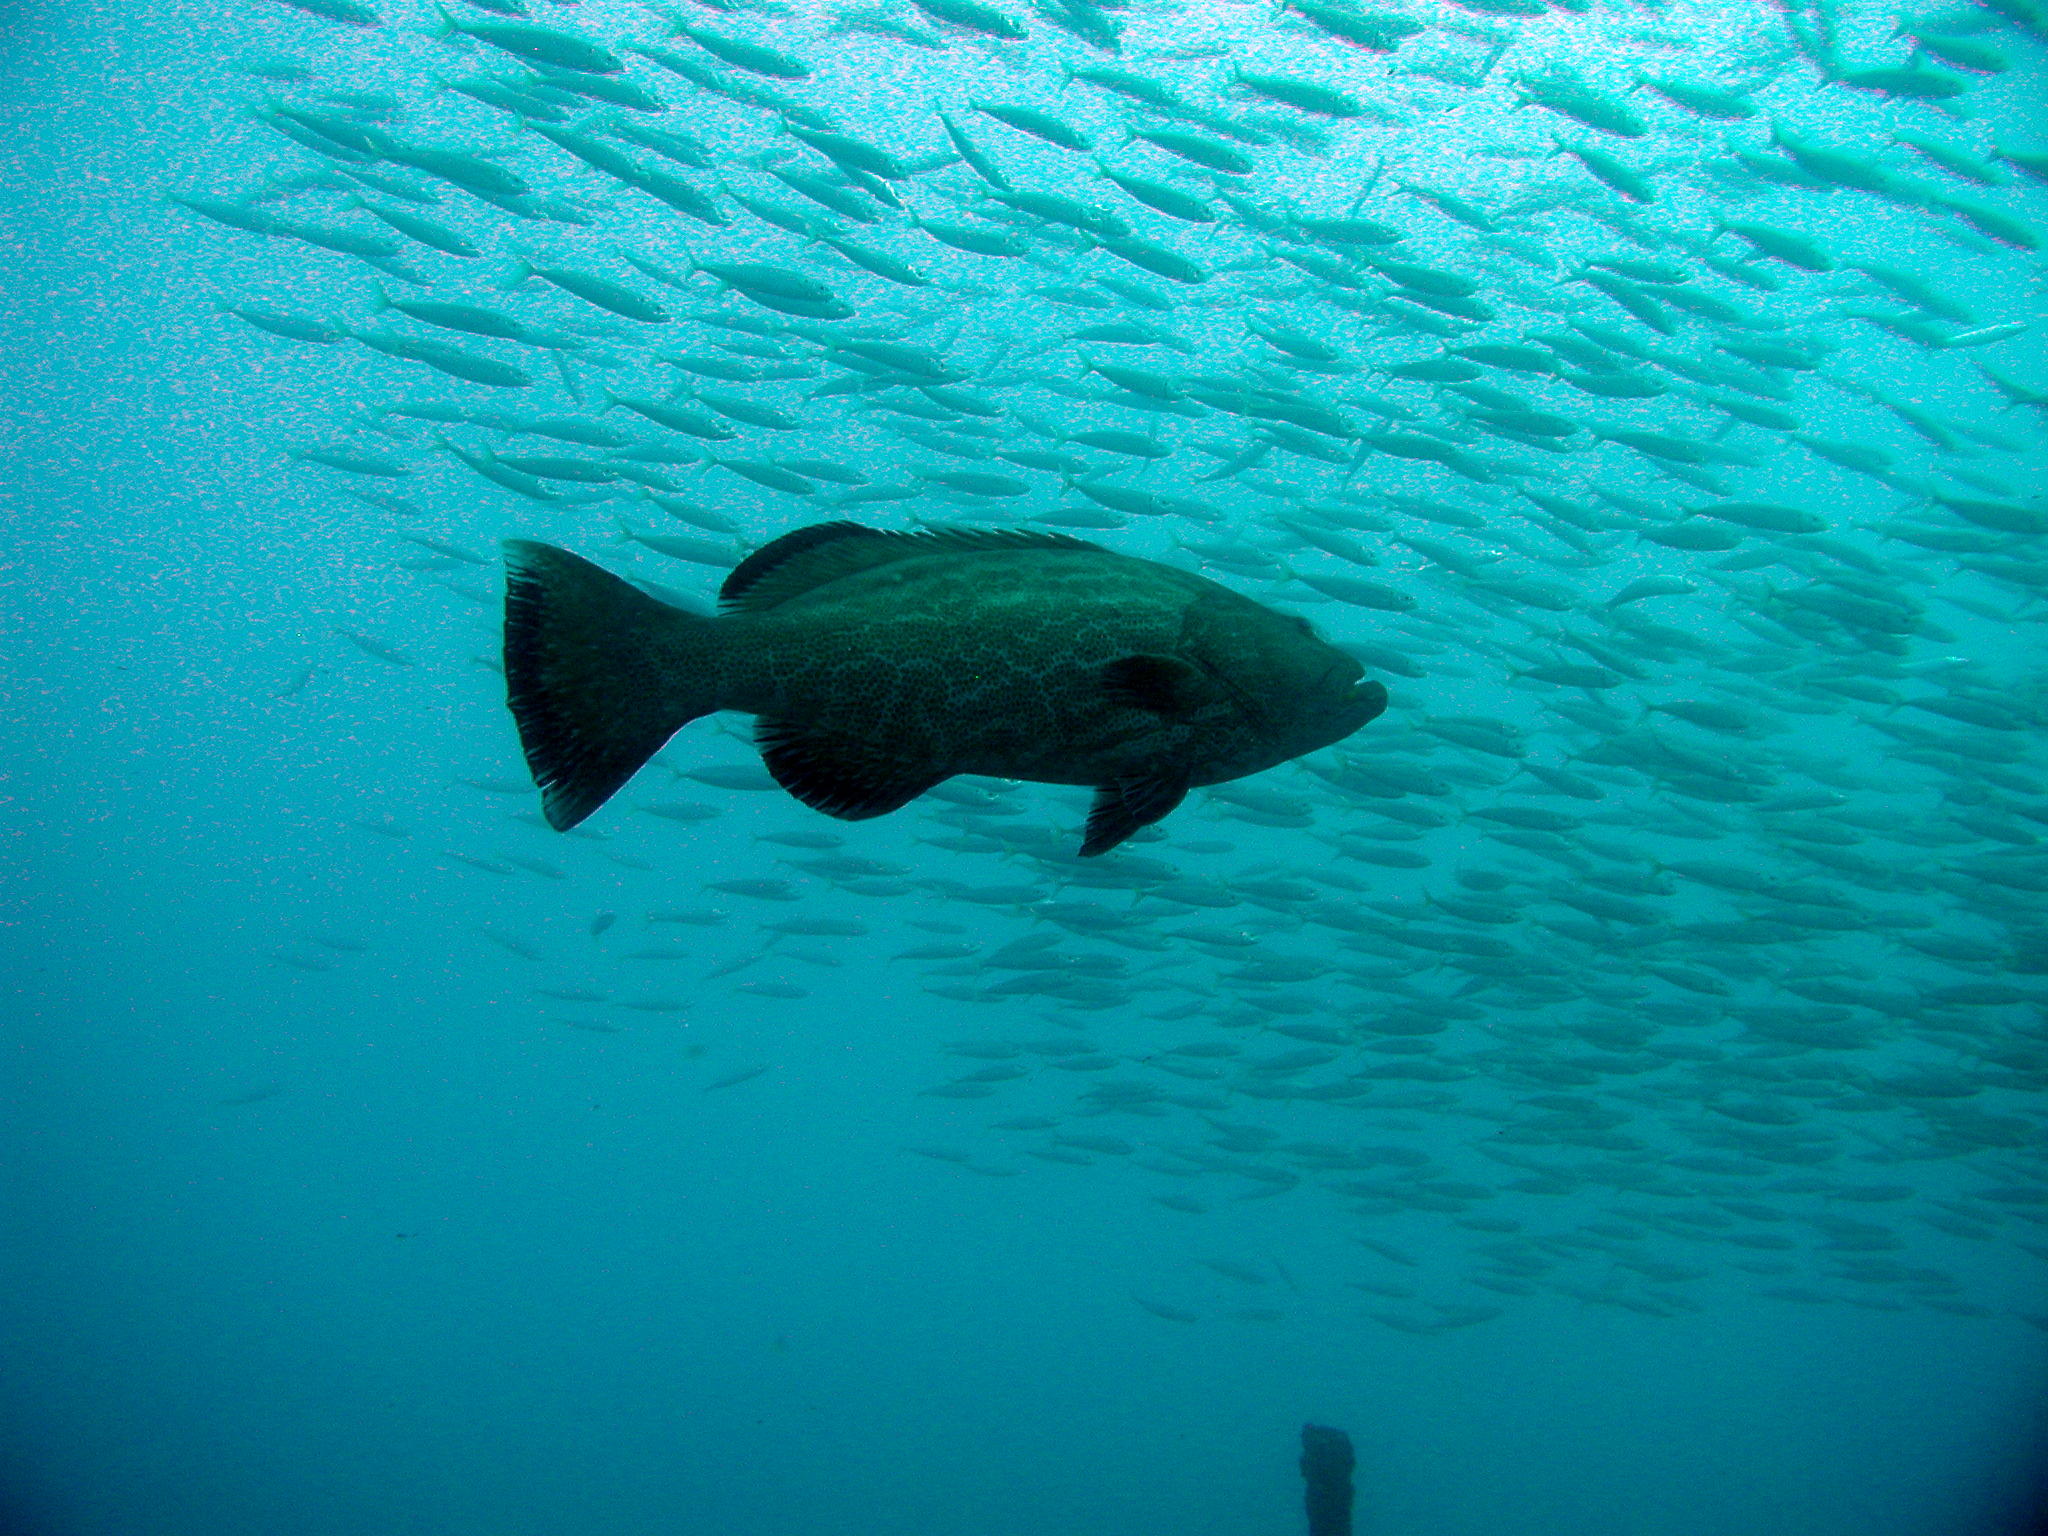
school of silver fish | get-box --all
[199,0,2046,1333]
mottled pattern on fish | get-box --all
[505,524,1384,854]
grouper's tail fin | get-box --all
[503,540,723,830]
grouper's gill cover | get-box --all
[503,523,1388,855]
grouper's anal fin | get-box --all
[1081,771,1189,857]
[756,717,948,820]
[503,540,724,829]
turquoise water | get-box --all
[6,0,2047,1531]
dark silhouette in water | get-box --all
[502,523,1386,856]
[1301,1424,1355,1536]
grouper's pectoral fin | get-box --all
[757,718,948,821]
[1101,654,1207,715]
[1081,771,1189,858]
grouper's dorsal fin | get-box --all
[720,522,883,611]
[720,522,1107,614]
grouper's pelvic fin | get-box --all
[503,539,722,830]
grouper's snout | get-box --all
[1316,654,1386,732]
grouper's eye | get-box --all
[1290,616,1315,636]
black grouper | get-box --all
[502,522,1388,856]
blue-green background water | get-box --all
[5,0,2047,1531]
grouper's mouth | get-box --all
[1322,659,1384,716]
[1347,679,1390,723]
